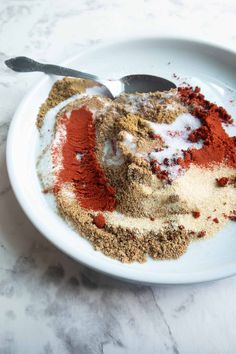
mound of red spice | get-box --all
[213,217,219,224]
[93,214,106,228]
[197,230,206,238]
[192,211,200,218]
[178,86,236,170]
[216,177,229,187]
[53,107,116,211]
[228,210,236,221]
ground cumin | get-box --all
[37,77,95,128]
[56,187,190,263]
[118,113,153,137]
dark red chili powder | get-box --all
[93,214,106,228]
[216,177,229,187]
[228,211,236,221]
[53,107,116,211]
[178,86,236,169]
[152,164,170,182]
[192,211,200,218]
[151,86,236,182]
[213,217,219,224]
[197,230,206,238]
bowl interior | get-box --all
[7,38,236,284]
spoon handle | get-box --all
[5,56,100,82]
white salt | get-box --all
[148,113,203,180]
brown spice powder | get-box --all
[37,77,95,128]
[56,185,190,262]
[118,113,152,137]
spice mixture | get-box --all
[37,78,236,263]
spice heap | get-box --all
[177,86,236,169]
[37,78,236,263]
[55,107,116,211]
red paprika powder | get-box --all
[178,87,236,169]
[54,107,116,211]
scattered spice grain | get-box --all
[93,214,106,228]
[192,211,200,218]
[216,177,229,187]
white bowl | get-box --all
[7,37,236,284]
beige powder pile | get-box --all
[56,185,190,263]
[176,165,236,236]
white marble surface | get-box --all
[1,0,236,353]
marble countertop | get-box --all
[1,0,236,353]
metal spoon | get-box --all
[5,56,176,98]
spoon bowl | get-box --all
[121,74,176,93]
[5,56,176,98]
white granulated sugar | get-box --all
[103,140,124,166]
[51,119,67,170]
[37,95,76,188]
[38,107,68,189]
[40,92,86,143]
[223,123,236,137]
[222,105,236,137]
[61,184,76,200]
[123,93,154,113]
[37,90,110,189]
[149,113,203,179]
[38,120,67,189]
[165,102,179,111]
[164,91,175,98]
[103,140,111,156]
[37,146,55,190]
[86,86,111,96]
[123,132,137,153]
[76,152,84,161]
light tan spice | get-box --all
[56,184,190,262]
[176,164,236,237]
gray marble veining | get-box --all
[1,0,236,353]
